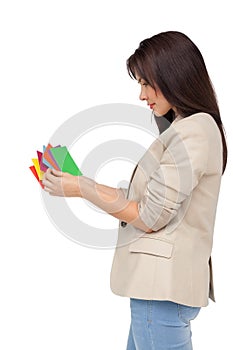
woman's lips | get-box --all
[149,104,155,109]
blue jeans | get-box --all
[126,298,201,350]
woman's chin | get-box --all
[152,110,163,117]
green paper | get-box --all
[50,146,82,176]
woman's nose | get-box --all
[139,90,147,101]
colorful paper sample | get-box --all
[49,146,82,176]
[29,143,82,187]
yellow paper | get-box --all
[32,158,44,180]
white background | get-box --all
[0,0,232,349]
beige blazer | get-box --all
[110,112,222,307]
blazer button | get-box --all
[121,221,127,228]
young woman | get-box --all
[43,31,227,349]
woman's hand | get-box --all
[42,168,82,197]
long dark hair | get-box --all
[127,31,227,174]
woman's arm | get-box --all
[42,168,153,233]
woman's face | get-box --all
[137,76,173,117]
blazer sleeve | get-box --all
[138,119,209,231]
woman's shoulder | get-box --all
[156,112,221,151]
[171,112,219,136]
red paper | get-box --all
[29,165,44,188]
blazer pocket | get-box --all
[129,237,173,259]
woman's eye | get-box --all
[142,83,148,87]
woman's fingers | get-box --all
[43,168,62,181]
[42,168,80,197]
[50,168,63,177]
[42,168,61,193]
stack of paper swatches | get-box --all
[29,143,82,188]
